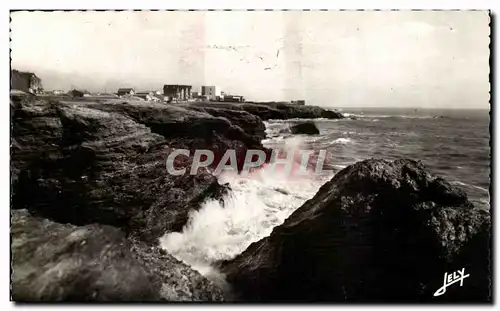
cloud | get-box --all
[10,11,489,108]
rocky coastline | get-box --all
[220,159,490,302]
[10,94,490,302]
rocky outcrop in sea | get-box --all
[221,159,491,302]
[188,101,344,121]
[290,121,320,135]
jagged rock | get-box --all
[238,103,285,120]
[11,209,224,302]
[88,100,270,171]
[87,101,262,146]
[189,101,344,121]
[250,102,344,120]
[10,97,229,243]
[290,122,320,135]
[186,105,267,142]
[221,158,491,302]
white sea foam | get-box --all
[343,113,435,120]
[160,135,333,283]
[331,137,353,145]
[267,117,337,122]
[474,185,489,192]
[451,181,489,193]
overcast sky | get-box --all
[11,11,490,108]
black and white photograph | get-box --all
[9,9,492,303]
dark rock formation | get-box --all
[88,100,270,171]
[10,98,232,243]
[250,102,344,120]
[188,101,344,121]
[87,101,261,146]
[221,159,491,302]
[11,209,223,302]
[238,103,284,120]
[290,122,320,135]
[186,105,267,142]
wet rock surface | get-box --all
[89,100,271,172]
[221,158,491,302]
[11,98,235,243]
[290,121,320,135]
[186,104,267,142]
[11,209,224,302]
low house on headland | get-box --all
[11,70,43,94]
[221,94,245,102]
[135,91,161,102]
[117,88,135,96]
[49,90,65,95]
[163,85,192,101]
[37,90,70,98]
[69,89,85,97]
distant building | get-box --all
[201,86,222,101]
[152,95,165,102]
[158,95,170,102]
[135,91,153,97]
[191,91,200,98]
[69,89,85,97]
[135,91,161,102]
[117,88,135,96]
[11,70,43,94]
[221,94,245,102]
[37,89,65,97]
[163,85,192,101]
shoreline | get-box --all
[10,93,491,302]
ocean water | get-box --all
[330,107,490,207]
[160,107,491,285]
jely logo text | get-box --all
[434,268,470,297]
